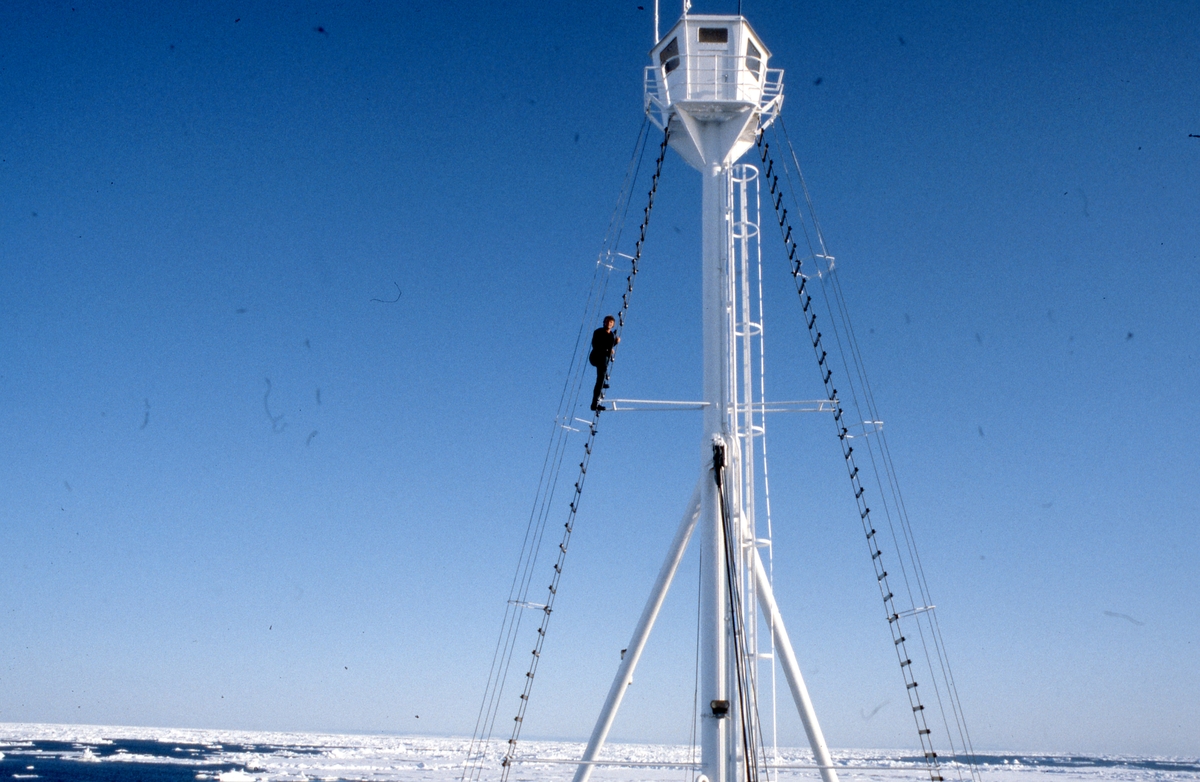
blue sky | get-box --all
[2,0,1198,759]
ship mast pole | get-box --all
[700,154,730,782]
[570,18,839,782]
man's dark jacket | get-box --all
[589,327,617,367]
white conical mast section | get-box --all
[571,16,837,782]
[644,15,781,169]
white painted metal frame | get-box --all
[729,161,775,773]
[645,63,782,135]
[600,399,835,413]
[574,17,837,782]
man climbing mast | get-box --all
[589,315,620,411]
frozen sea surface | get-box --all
[1,724,1196,782]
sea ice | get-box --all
[0,723,1196,782]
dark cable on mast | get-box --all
[713,443,765,782]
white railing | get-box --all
[644,66,669,128]
[645,56,783,128]
[669,54,766,102]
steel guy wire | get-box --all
[764,125,958,758]
[763,126,960,763]
[760,126,946,776]
[757,129,949,782]
[461,118,652,782]
[465,121,652,780]
[495,125,671,782]
[759,123,983,782]
[766,119,924,694]
[773,118,980,782]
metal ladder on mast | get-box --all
[728,160,779,775]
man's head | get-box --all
[603,315,616,330]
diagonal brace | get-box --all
[752,548,840,782]
[572,476,704,782]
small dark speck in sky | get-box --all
[140,399,150,430]
[674,226,681,233]
[264,378,287,433]
[236,308,247,314]
[975,332,982,344]
[861,701,889,720]
[979,555,986,560]
[1189,134,1200,139]
[1126,332,1134,340]
[898,35,906,45]
[813,77,823,86]
[31,211,37,217]
[306,430,318,446]
[977,426,984,438]
[1104,610,1145,626]
[235,18,240,23]
[371,282,401,303]
[574,132,580,143]
[314,26,328,35]
[638,5,645,9]
[304,338,311,349]
[869,328,875,334]
[64,481,72,492]
[903,313,911,324]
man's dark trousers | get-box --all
[591,361,608,409]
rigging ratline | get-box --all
[467,13,981,782]
[756,126,981,782]
[460,125,671,782]
[497,126,670,782]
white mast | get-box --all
[574,15,837,782]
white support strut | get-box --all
[700,154,730,782]
[576,19,812,782]
[572,478,704,782]
[751,548,840,782]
